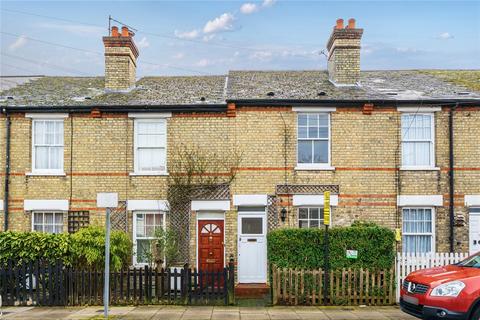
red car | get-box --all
[400,252,480,320]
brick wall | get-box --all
[0,106,479,264]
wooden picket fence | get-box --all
[395,252,468,302]
[271,265,395,306]
[0,259,235,306]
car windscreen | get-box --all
[457,253,480,268]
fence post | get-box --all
[228,257,235,305]
[183,263,189,304]
[271,265,277,305]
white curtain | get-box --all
[402,114,432,166]
[136,120,166,172]
[34,120,63,170]
[402,208,433,253]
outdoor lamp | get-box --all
[280,207,287,222]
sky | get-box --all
[0,1,479,77]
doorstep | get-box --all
[235,283,270,299]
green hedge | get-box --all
[0,226,132,271]
[0,231,72,265]
[267,222,395,270]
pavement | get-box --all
[0,305,417,320]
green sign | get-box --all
[346,250,358,259]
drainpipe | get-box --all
[2,108,11,231]
[448,103,457,252]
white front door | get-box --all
[469,210,480,255]
[238,210,267,283]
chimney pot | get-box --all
[121,26,129,37]
[335,18,344,29]
[347,18,356,29]
[111,26,119,37]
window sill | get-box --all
[295,165,335,171]
[129,172,169,176]
[400,167,440,171]
[26,172,66,176]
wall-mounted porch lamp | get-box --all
[280,207,287,222]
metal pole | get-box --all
[323,225,329,305]
[104,208,111,318]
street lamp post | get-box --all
[97,193,118,318]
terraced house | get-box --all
[1,19,479,287]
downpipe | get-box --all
[448,103,457,252]
[2,108,11,231]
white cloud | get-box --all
[195,58,212,67]
[203,13,235,34]
[8,35,27,51]
[203,34,217,42]
[437,32,454,39]
[240,0,275,15]
[136,37,150,49]
[174,29,200,40]
[250,50,273,61]
[262,0,276,7]
[38,22,104,36]
[396,47,418,53]
[172,52,185,60]
[240,3,259,14]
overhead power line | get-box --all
[1,52,91,76]
[1,8,320,52]
[1,62,44,75]
[0,32,213,75]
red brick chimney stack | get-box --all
[326,18,364,86]
[102,25,139,92]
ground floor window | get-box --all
[402,207,434,253]
[134,211,165,265]
[298,207,324,228]
[32,211,63,233]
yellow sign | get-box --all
[324,191,330,225]
[395,228,402,242]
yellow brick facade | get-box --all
[1,105,479,270]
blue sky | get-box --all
[1,1,479,77]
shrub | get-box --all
[267,223,395,270]
[0,231,72,266]
[71,226,132,271]
[0,227,132,271]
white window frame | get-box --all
[132,211,166,266]
[31,211,64,234]
[295,112,334,170]
[133,119,168,176]
[400,113,437,170]
[402,207,436,253]
[31,119,65,175]
[298,206,331,228]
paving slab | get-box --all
[322,309,359,320]
[119,306,160,319]
[240,307,269,314]
[211,311,241,320]
[240,313,271,320]
[150,310,185,320]
[0,305,420,320]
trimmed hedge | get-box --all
[0,231,71,265]
[0,226,132,271]
[267,222,395,270]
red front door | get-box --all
[198,220,224,272]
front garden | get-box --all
[267,221,397,305]
[0,226,234,306]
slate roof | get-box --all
[1,70,479,107]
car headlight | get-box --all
[430,281,466,297]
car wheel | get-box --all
[472,306,480,320]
